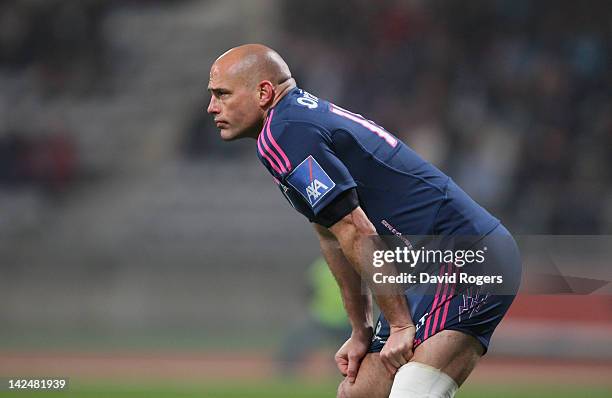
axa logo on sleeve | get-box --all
[287,155,336,206]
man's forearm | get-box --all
[315,226,373,334]
[329,209,414,328]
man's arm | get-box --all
[313,224,373,334]
[326,206,415,376]
[313,223,373,383]
[328,207,412,327]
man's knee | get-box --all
[336,353,392,398]
[337,379,370,398]
[336,379,353,398]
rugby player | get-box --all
[206,44,521,398]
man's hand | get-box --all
[335,328,373,384]
[380,324,416,377]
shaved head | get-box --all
[207,44,295,141]
[214,44,292,88]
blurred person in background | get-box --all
[277,257,350,377]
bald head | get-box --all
[213,44,292,88]
[207,44,296,141]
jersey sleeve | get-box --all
[273,121,357,217]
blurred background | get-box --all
[0,0,610,396]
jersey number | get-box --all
[330,104,397,147]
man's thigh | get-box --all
[337,330,483,398]
[410,329,484,386]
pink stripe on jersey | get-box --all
[258,116,286,174]
[439,266,457,330]
[265,109,292,171]
[308,156,313,182]
[330,105,398,147]
[424,264,446,340]
[430,263,452,337]
[258,137,282,174]
[257,120,284,174]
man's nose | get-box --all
[207,96,219,114]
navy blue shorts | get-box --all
[369,224,522,354]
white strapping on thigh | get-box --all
[388,362,458,398]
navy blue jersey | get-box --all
[256,87,500,237]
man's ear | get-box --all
[258,81,275,107]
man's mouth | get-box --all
[215,120,228,128]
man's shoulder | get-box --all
[267,107,331,144]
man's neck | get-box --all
[266,78,296,116]
[251,79,296,139]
